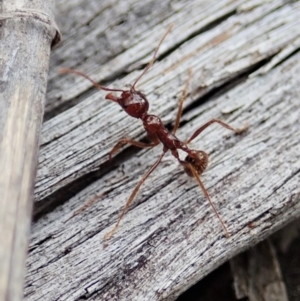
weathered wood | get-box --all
[273,219,300,301]
[0,2,60,301]
[230,240,289,300]
[25,1,300,300]
[36,0,300,201]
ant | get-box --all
[60,25,246,240]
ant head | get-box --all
[106,90,149,119]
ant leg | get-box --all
[104,150,167,240]
[187,162,230,238]
[109,138,159,160]
[186,119,248,144]
[172,69,193,134]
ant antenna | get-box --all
[59,68,126,93]
[132,24,174,89]
[60,24,173,93]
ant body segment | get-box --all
[60,25,246,240]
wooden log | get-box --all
[0,2,60,301]
[230,240,289,301]
[230,220,300,301]
[26,0,300,300]
[272,219,300,301]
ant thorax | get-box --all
[142,114,163,133]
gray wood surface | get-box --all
[25,1,300,300]
[0,1,60,301]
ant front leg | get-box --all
[109,138,159,160]
[186,119,248,144]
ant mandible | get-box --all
[60,25,246,240]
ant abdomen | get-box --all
[183,150,208,177]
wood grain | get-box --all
[0,1,60,301]
[26,0,300,300]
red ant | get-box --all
[60,25,246,240]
